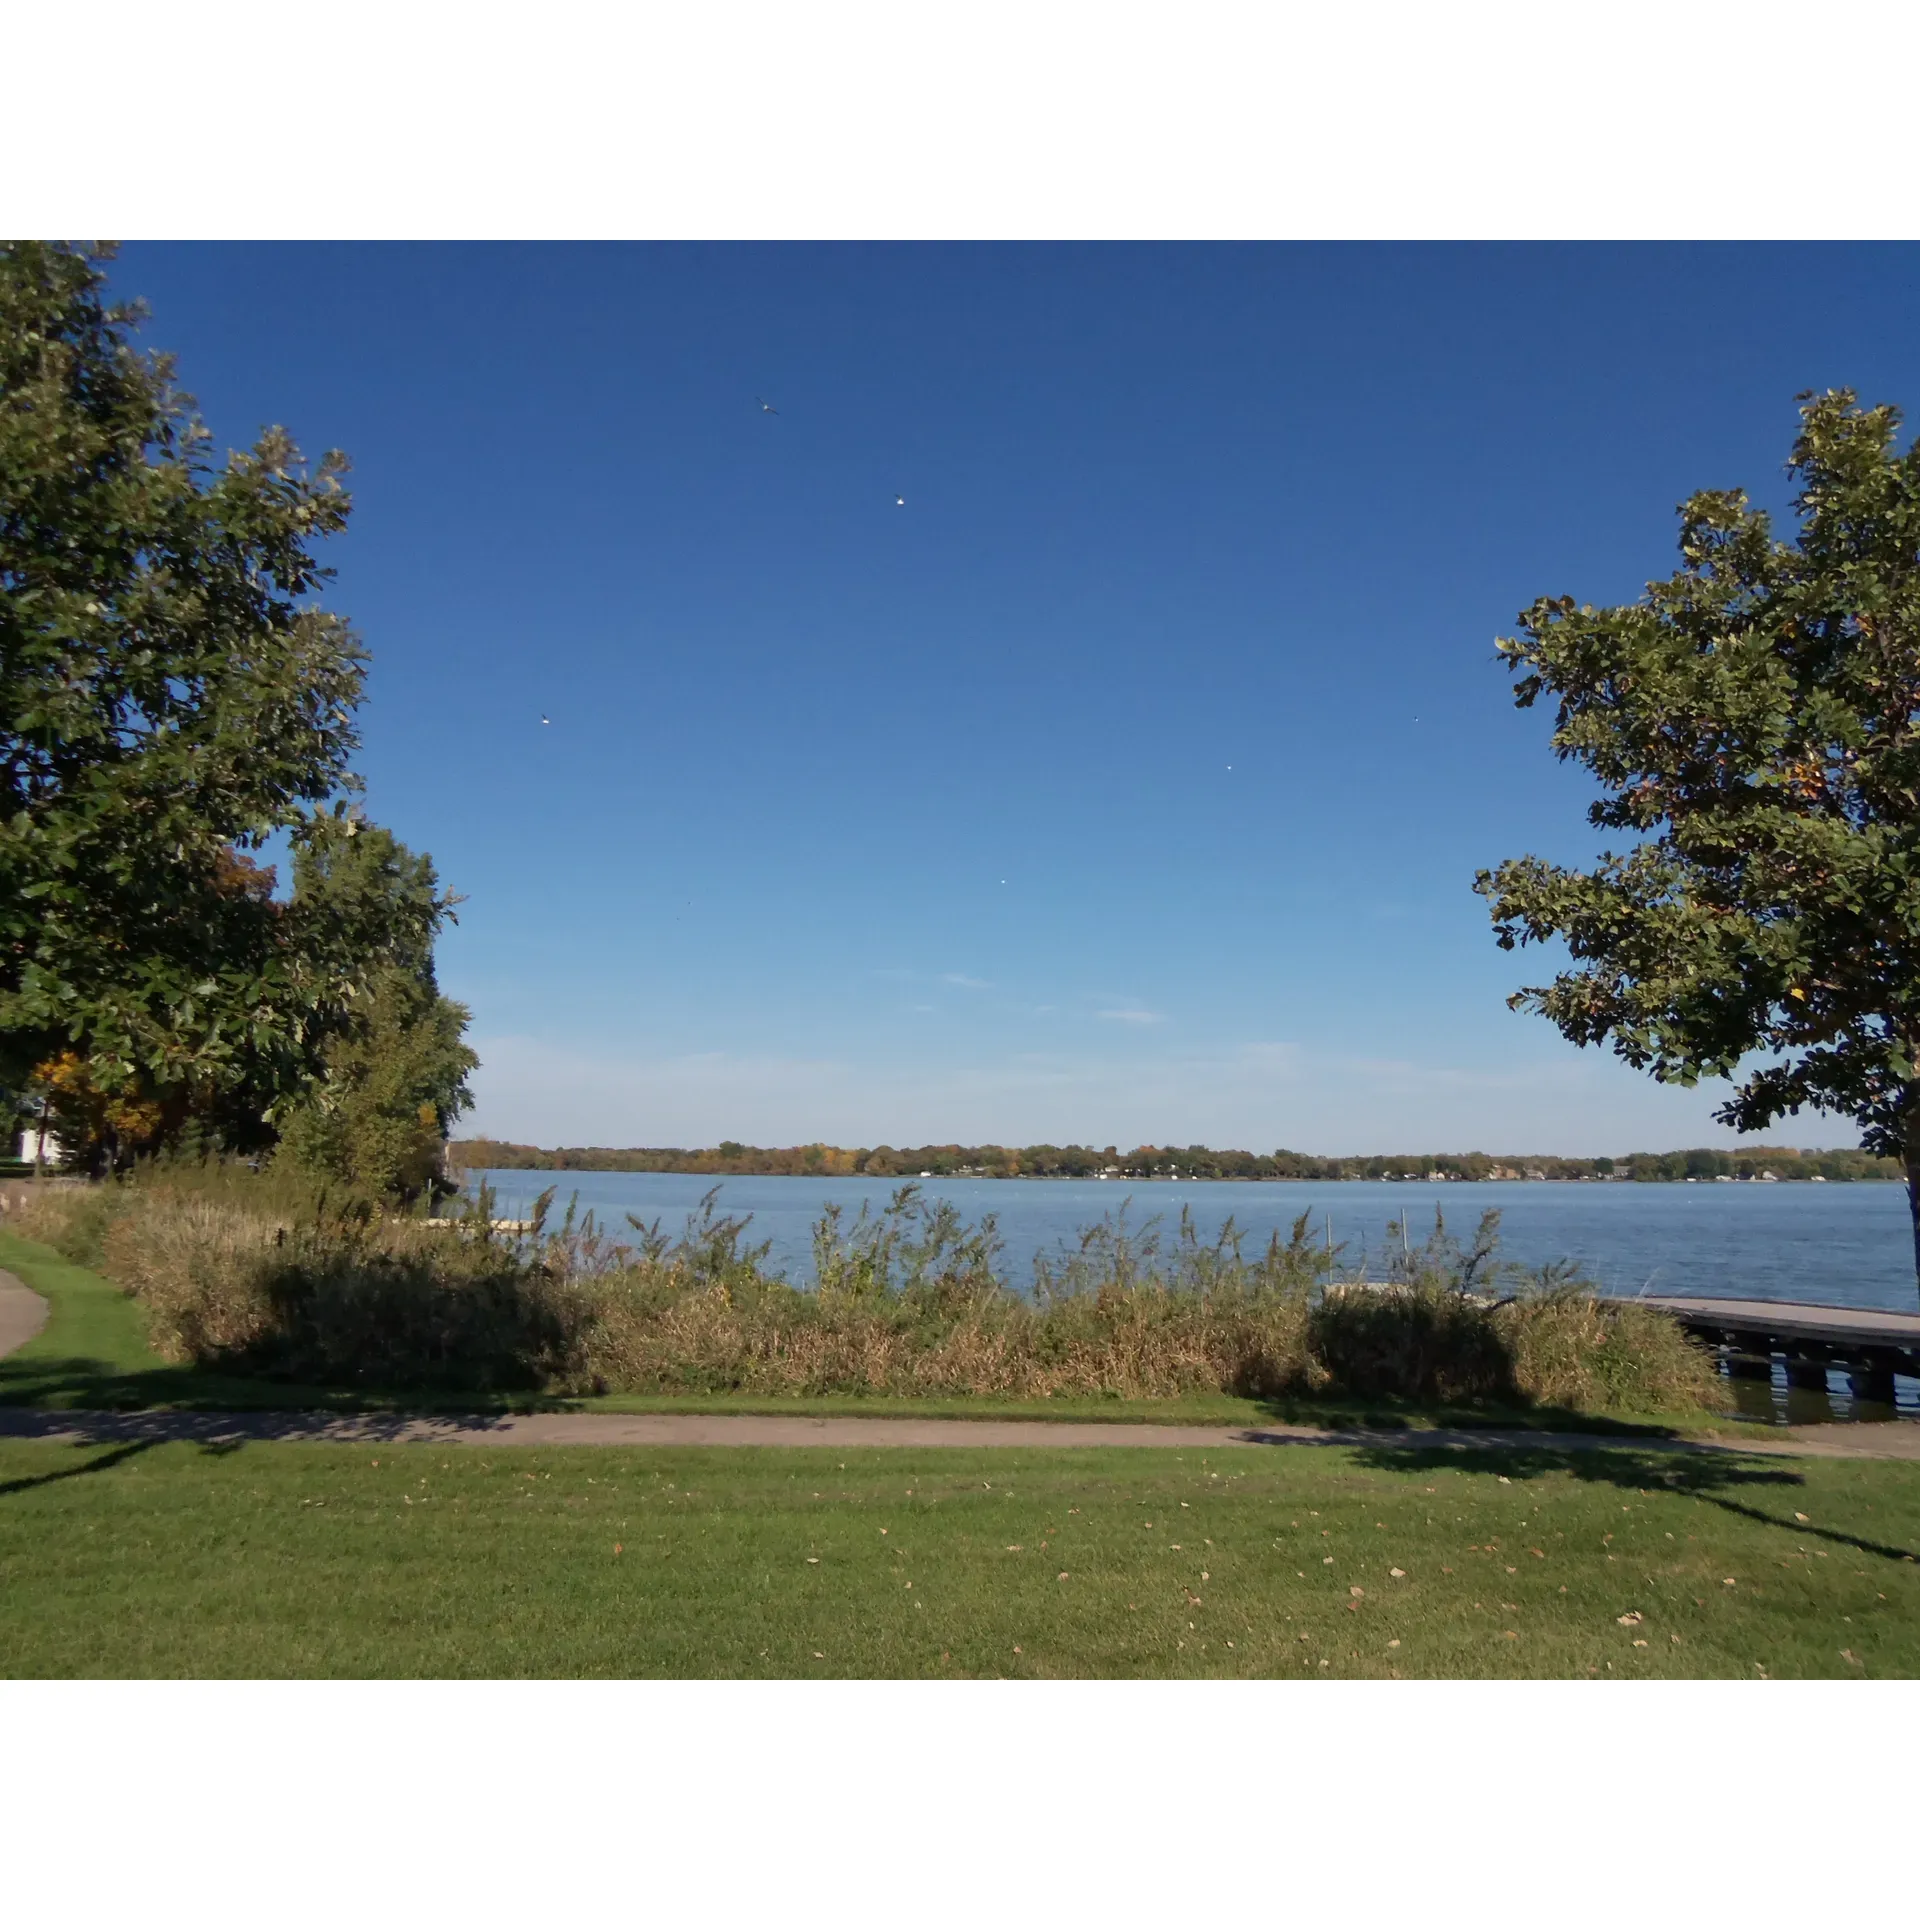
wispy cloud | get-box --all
[1097,1007,1164,1026]
[870,967,994,991]
[463,1030,1858,1155]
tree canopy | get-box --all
[1475,390,1920,1285]
[272,824,477,1203]
[2,242,471,1189]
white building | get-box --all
[14,1128,62,1165]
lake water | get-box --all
[461,1168,1920,1312]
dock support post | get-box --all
[1782,1353,1830,1395]
[1846,1360,1898,1408]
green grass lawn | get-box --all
[0,1227,1736,1437]
[2,1433,1914,1677]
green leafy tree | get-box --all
[1476,390,1920,1291]
[272,823,477,1204]
[272,969,476,1204]
[0,241,450,1153]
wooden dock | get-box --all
[1640,1295,1920,1396]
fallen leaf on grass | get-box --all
[1388,1639,1400,1649]
[1389,1568,1405,1579]
[1349,1585,1365,1598]
[1503,1630,1519,1639]
[1058,1571,1069,1581]
[1528,1547,1545,1558]
[1841,1649,1860,1666]
[1723,1577,1736,1587]
[1616,1612,1644,1626]
[1794,1512,1810,1522]
[1632,1639,1648,1647]
[1323,1556,1334,1564]
[1006,1545,1022,1553]
[806,1557,820,1565]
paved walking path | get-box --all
[3,1404,1919,1460]
[4,1268,1918,1461]
[0,1267,48,1362]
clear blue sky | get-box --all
[111,242,1920,1153]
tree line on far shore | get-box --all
[446,1138,1899,1183]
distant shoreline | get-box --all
[449,1138,1898,1185]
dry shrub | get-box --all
[1309,1285,1514,1402]
[560,1270,1318,1400]
[100,1192,288,1363]
[1,1179,120,1268]
[1307,1283,1727,1413]
[92,1183,581,1389]
[1504,1292,1728,1414]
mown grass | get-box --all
[1,1435,1914,1677]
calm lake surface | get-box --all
[463,1169,1920,1313]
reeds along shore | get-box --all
[5,1170,1727,1413]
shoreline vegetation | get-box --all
[1,1165,1725,1420]
[448,1138,1899,1184]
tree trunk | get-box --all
[1905,1112,1920,1306]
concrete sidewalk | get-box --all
[3,1404,1919,1460]
[0,1267,49,1362]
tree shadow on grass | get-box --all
[1357,1439,1919,1566]
[0,1351,551,1423]
[0,1356,154,1409]
[0,1437,162,1499]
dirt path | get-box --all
[0,1268,49,1362]
[3,1404,1919,1460]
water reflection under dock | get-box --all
[1723,1359,1920,1425]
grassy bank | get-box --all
[1,1435,1914,1677]
[0,1226,1732,1435]
[0,1170,1728,1425]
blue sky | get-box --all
[112,243,1920,1152]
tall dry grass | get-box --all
[3,1170,1727,1414]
